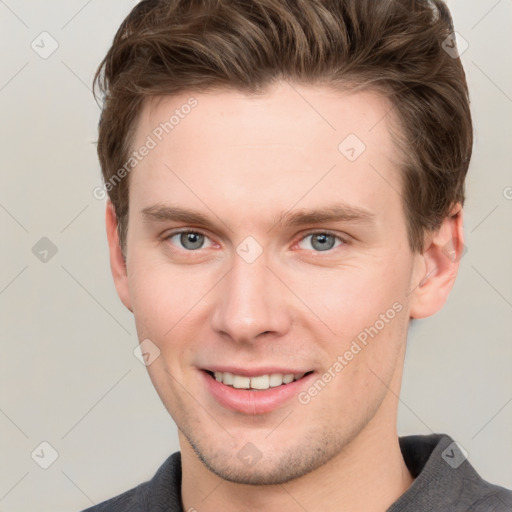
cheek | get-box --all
[128,257,209,336]
[312,308,408,426]
[294,260,411,394]
[288,260,409,339]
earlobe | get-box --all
[105,201,133,313]
[409,205,465,319]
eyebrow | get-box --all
[274,204,375,228]
[140,203,376,231]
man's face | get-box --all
[119,82,425,484]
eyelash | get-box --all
[164,229,348,253]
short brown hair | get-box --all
[94,0,472,256]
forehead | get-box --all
[128,81,404,233]
[137,82,397,157]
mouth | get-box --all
[200,367,316,414]
[203,369,314,391]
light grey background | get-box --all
[0,1,511,511]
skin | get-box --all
[106,81,464,512]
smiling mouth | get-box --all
[204,370,314,391]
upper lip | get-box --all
[202,366,313,377]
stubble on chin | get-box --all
[180,422,363,486]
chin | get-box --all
[185,429,337,486]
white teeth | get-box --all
[223,372,234,385]
[282,374,294,384]
[232,375,251,389]
[211,371,307,390]
[269,373,283,387]
[250,375,270,390]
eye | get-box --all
[297,232,345,252]
[166,230,214,251]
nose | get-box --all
[210,252,292,344]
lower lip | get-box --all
[201,370,315,415]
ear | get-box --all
[409,204,465,319]
[105,200,133,312]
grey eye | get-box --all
[298,233,343,252]
[310,234,336,251]
[168,231,211,250]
